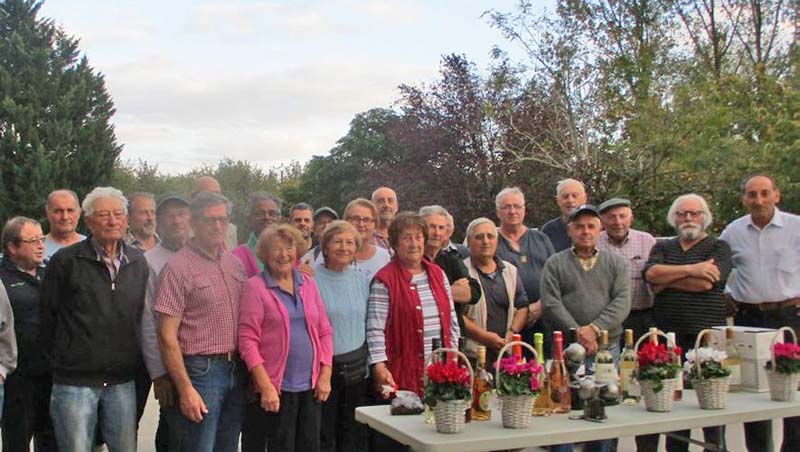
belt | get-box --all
[189,351,239,362]
[735,298,800,312]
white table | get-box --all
[355,391,800,452]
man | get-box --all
[643,193,732,452]
[0,283,15,422]
[597,198,656,340]
[290,202,314,251]
[156,192,247,451]
[541,179,588,252]
[443,212,469,259]
[41,187,148,451]
[43,189,85,259]
[462,217,529,364]
[126,192,159,251]
[419,205,481,336]
[312,206,338,246]
[140,195,191,452]
[371,187,398,252]
[192,175,238,249]
[720,174,800,452]
[0,217,56,450]
[494,187,555,352]
[232,192,282,277]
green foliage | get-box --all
[687,360,731,381]
[636,362,681,393]
[423,382,471,408]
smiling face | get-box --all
[601,206,633,243]
[7,222,45,270]
[248,199,280,236]
[556,181,587,217]
[323,230,358,268]
[263,234,298,278]
[467,222,498,261]
[568,214,601,250]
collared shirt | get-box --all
[598,229,656,311]
[246,232,265,272]
[373,232,392,255]
[720,208,800,303]
[496,227,555,302]
[154,241,247,356]
[125,231,160,252]
[141,243,178,379]
[475,258,528,340]
[571,247,599,272]
[541,217,571,252]
[91,238,128,281]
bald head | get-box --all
[371,187,398,227]
[192,176,221,198]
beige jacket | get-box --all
[463,257,519,358]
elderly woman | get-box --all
[366,212,460,397]
[239,224,333,452]
[313,221,371,452]
[343,198,390,279]
[461,217,530,365]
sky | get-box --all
[39,1,544,174]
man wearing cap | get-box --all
[140,195,191,452]
[541,179,588,252]
[598,198,656,340]
[312,206,338,246]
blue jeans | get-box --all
[168,356,246,452]
[50,381,137,452]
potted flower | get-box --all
[424,357,472,433]
[684,333,731,409]
[635,340,682,412]
[764,327,800,402]
[495,343,543,429]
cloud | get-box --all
[361,1,421,24]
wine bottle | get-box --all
[723,328,742,392]
[471,345,493,421]
[549,331,571,413]
[532,332,554,416]
[666,332,683,401]
[620,329,640,405]
[512,333,523,362]
[595,330,619,405]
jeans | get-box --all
[262,390,322,452]
[168,356,246,452]
[2,373,58,452]
[50,380,137,452]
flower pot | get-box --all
[767,370,800,402]
[432,399,471,434]
[640,378,678,412]
[499,395,536,429]
[694,376,730,409]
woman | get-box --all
[344,198,391,280]
[366,212,460,397]
[239,224,333,452]
[314,221,371,452]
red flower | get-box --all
[426,360,470,385]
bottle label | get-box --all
[620,363,634,391]
[628,379,641,397]
[479,391,491,411]
[728,364,742,386]
[595,363,616,383]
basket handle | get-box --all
[633,328,674,352]
[423,347,474,400]
[692,329,716,381]
[494,340,540,390]
[770,326,798,370]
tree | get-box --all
[0,0,122,223]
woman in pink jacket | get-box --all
[239,224,333,452]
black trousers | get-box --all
[1,373,58,452]
[256,389,321,452]
[320,375,367,452]
[241,401,268,452]
[737,304,800,452]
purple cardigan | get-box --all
[238,272,333,392]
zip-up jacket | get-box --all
[40,237,148,386]
[0,258,48,376]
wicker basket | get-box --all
[634,329,679,412]
[691,329,730,410]
[494,341,540,429]
[767,327,800,402]
[424,347,474,434]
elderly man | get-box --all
[720,174,800,452]
[420,205,481,336]
[43,189,85,259]
[126,192,159,251]
[371,187,398,252]
[156,192,247,451]
[541,179,588,252]
[494,187,555,353]
[0,217,56,450]
[643,193,732,452]
[232,192,282,277]
[139,195,191,452]
[290,202,315,251]
[597,198,656,340]
[40,187,148,451]
[192,175,238,249]
[443,212,469,259]
[462,217,529,364]
[0,282,15,422]
[312,206,338,245]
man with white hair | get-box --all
[541,179,588,252]
[40,187,149,451]
[643,193,732,452]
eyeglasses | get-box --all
[347,216,375,225]
[675,210,704,219]
[18,237,46,245]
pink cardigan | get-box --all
[231,245,260,278]
[238,272,333,392]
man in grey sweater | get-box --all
[541,204,631,355]
[0,282,17,420]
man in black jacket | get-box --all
[0,216,57,451]
[40,187,148,452]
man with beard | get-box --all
[43,189,85,259]
[371,187,398,253]
[290,203,314,251]
[541,179,588,252]
[126,192,159,251]
[643,193,732,452]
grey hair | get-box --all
[445,212,455,229]
[465,217,496,239]
[556,178,585,195]
[2,216,41,253]
[667,193,713,230]
[249,191,282,212]
[128,192,155,204]
[495,187,525,209]
[418,205,450,220]
[190,191,232,219]
[740,173,778,193]
[290,202,313,215]
[82,187,129,217]
[46,189,80,211]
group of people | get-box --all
[0,172,796,452]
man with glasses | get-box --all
[232,192,283,277]
[643,193,733,452]
[541,179,588,252]
[41,187,148,451]
[0,217,55,449]
[156,191,248,451]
